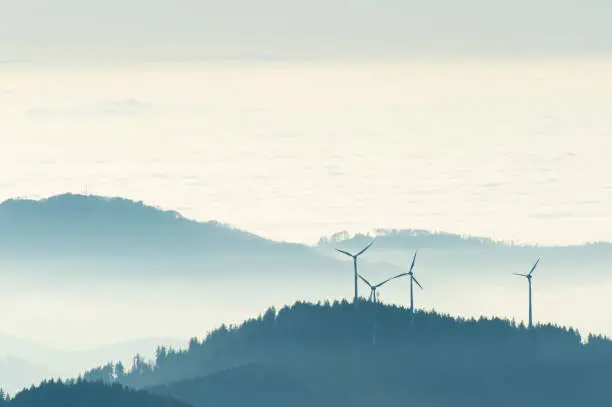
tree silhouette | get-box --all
[0,388,9,405]
[5,379,191,407]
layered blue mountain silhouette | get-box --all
[1,193,610,281]
[0,194,349,278]
[3,194,612,404]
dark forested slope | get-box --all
[149,363,320,407]
[83,301,612,406]
[3,380,191,407]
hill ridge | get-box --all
[81,300,612,407]
[3,193,611,250]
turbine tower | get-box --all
[407,250,423,316]
[513,258,541,329]
[358,272,410,303]
[336,239,376,303]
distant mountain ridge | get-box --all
[2,193,609,253]
[0,194,347,278]
[0,194,272,255]
[319,228,612,250]
[319,226,612,279]
[1,193,610,280]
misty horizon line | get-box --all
[0,332,185,354]
[2,192,610,249]
[3,54,612,67]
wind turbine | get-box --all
[513,258,541,330]
[358,272,409,345]
[358,273,410,303]
[336,239,376,303]
[407,250,423,317]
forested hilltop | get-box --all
[83,301,612,406]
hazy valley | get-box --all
[1,193,612,397]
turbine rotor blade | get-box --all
[355,239,376,257]
[528,258,541,276]
[513,273,528,277]
[412,276,423,290]
[375,272,410,288]
[358,274,374,288]
[335,248,354,258]
[409,250,418,273]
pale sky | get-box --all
[1,0,612,353]
[2,58,611,246]
[1,1,611,61]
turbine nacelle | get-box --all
[358,272,409,303]
[335,239,377,303]
[335,238,376,259]
[512,258,541,281]
[408,250,423,290]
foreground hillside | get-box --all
[0,380,191,407]
[0,356,56,396]
[84,301,612,406]
[0,334,185,395]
